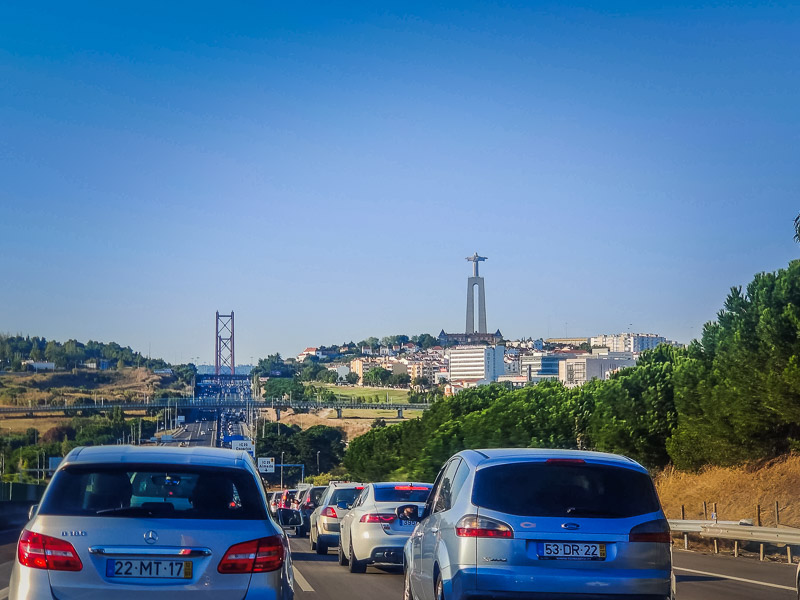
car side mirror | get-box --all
[395,504,421,521]
[28,504,39,520]
[276,508,302,528]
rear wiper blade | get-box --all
[565,507,620,517]
[96,506,154,516]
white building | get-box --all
[590,333,667,353]
[559,352,637,388]
[447,345,505,384]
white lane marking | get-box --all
[674,567,795,591]
[0,586,8,600]
[293,567,314,592]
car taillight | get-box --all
[322,506,338,518]
[18,530,83,571]
[455,515,513,538]
[629,520,671,543]
[218,536,284,573]
[360,513,396,523]
[394,486,430,490]
[545,458,586,465]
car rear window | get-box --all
[374,485,432,503]
[311,488,325,504]
[39,464,267,520]
[329,488,363,505]
[473,462,660,518]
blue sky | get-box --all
[1,1,798,363]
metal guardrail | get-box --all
[669,519,800,563]
[668,519,741,533]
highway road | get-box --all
[1,410,796,599]
[1,512,796,599]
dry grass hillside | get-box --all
[261,408,419,441]
[0,367,185,406]
[655,454,800,527]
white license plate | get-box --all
[106,559,193,578]
[538,542,606,560]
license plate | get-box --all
[106,559,193,578]
[538,542,606,560]
[400,520,416,527]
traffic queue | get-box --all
[10,445,674,600]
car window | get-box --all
[374,484,432,503]
[329,487,363,506]
[424,466,446,517]
[311,487,325,504]
[433,459,461,513]
[39,463,267,520]
[450,460,471,502]
[473,462,660,518]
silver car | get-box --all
[10,445,294,600]
[403,448,674,600]
[339,482,432,572]
[309,482,364,555]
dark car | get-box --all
[295,486,327,537]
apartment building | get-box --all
[447,345,505,384]
[558,352,637,388]
[590,333,667,353]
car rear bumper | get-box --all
[368,547,405,564]
[444,566,670,600]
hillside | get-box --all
[656,454,800,527]
[0,367,187,407]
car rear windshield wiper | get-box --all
[565,507,622,517]
[96,506,156,517]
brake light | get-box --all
[360,513,396,523]
[322,506,338,518]
[394,486,430,490]
[629,520,671,543]
[18,530,83,571]
[455,515,513,538]
[545,459,586,465]
[218,536,284,573]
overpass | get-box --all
[0,397,430,419]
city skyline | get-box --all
[1,2,798,363]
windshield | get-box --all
[329,488,363,505]
[473,462,660,518]
[374,484,432,503]
[39,464,267,520]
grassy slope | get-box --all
[655,454,800,527]
[305,383,411,404]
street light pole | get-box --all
[317,451,320,475]
[280,451,285,490]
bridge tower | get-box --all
[215,311,235,375]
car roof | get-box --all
[461,448,644,471]
[62,445,253,468]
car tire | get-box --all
[310,530,317,551]
[404,565,415,600]
[316,539,328,555]
[435,574,444,600]
[348,540,367,573]
[338,543,349,566]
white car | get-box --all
[10,445,295,600]
[338,482,432,573]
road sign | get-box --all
[258,457,275,473]
[176,415,185,424]
[232,440,255,455]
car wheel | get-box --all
[338,543,349,566]
[404,565,415,600]
[316,539,328,555]
[310,529,317,551]
[435,574,444,600]
[348,540,367,573]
